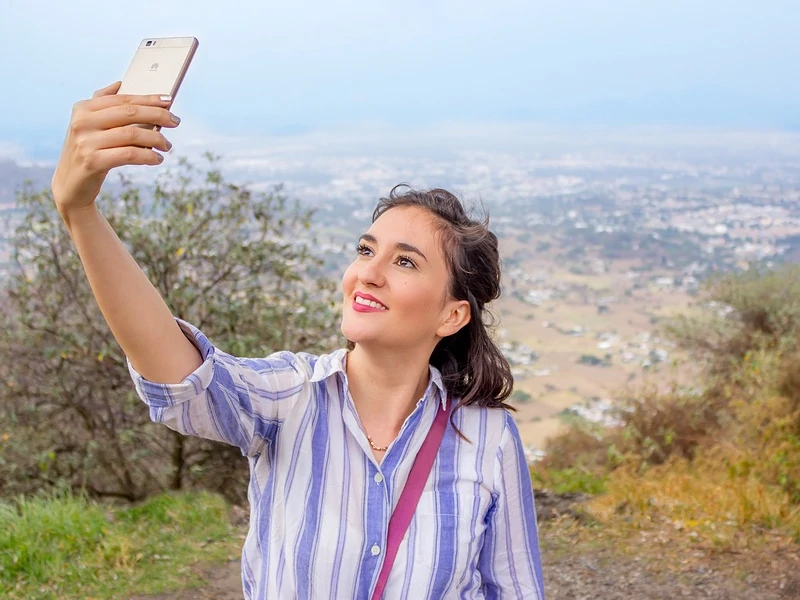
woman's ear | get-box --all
[436,299,471,338]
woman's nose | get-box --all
[357,258,386,286]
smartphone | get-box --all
[118,37,199,130]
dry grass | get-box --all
[538,377,800,550]
[587,455,800,548]
[536,341,800,552]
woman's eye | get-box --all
[356,244,372,256]
[397,255,416,269]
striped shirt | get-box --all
[127,317,546,599]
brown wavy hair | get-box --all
[354,184,516,425]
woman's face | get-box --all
[340,205,469,352]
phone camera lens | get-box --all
[146,41,152,46]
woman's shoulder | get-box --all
[257,348,348,382]
[174,317,347,379]
[209,344,347,390]
[453,402,519,451]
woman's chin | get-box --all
[341,332,372,346]
[341,317,379,344]
[340,324,368,345]
[340,326,387,349]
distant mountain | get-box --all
[0,160,53,206]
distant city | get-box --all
[2,125,799,459]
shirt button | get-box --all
[371,544,381,556]
[374,473,384,484]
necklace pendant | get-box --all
[367,435,389,452]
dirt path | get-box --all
[542,534,799,599]
[130,560,245,600]
[131,542,799,600]
[132,493,800,599]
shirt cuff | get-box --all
[126,317,217,408]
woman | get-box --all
[52,83,545,599]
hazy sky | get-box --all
[2,0,799,156]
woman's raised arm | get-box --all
[51,82,201,383]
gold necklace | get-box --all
[367,435,389,452]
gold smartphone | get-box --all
[118,37,199,130]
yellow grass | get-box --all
[587,456,800,548]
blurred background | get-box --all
[1,2,799,599]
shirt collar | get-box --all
[309,349,449,410]
[308,348,349,383]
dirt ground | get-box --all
[131,492,800,600]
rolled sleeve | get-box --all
[126,319,216,408]
[126,317,308,457]
[478,411,546,599]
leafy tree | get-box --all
[0,155,340,503]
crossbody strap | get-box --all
[370,395,451,600]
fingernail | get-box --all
[166,140,173,151]
[170,113,181,125]
[157,154,165,163]
[160,95,172,102]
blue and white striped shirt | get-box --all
[127,318,546,599]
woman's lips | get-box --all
[352,300,385,313]
[353,294,388,312]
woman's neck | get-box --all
[345,344,433,441]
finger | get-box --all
[88,92,173,113]
[92,105,180,131]
[92,81,122,99]
[86,147,165,172]
[93,126,172,153]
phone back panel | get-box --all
[118,37,198,97]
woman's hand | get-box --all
[51,81,181,217]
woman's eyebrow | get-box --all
[359,233,428,263]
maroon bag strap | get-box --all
[370,395,450,600]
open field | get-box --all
[499,247,697,450]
